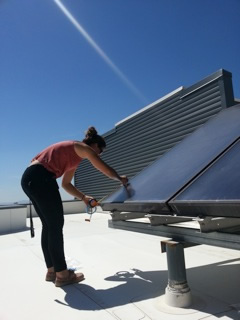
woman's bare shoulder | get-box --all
[74,141,93,158]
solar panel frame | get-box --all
[169,138,240,217]
[101,104,240,214]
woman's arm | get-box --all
[74,142,128,185]
[61,168,92,205]
[62,143,128,204]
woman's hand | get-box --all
[82,195,98,207]
[119,175,128,186]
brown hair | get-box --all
[82,126,106,148]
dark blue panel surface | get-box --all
[101,105,240,213]
[169,139,240,217]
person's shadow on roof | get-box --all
[55,259,240,319]
[55,268,163,310]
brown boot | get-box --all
[45,271,56,282]
[55,270,85,287]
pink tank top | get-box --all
[32,141,82,178]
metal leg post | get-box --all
[162,240,192,307]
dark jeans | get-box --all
[21,165,67,272]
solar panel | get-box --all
[169,139,240,217]
[101,104,240,214]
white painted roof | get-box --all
[1,211,239,319]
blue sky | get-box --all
[1,0,240,203]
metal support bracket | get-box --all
[111,211,147,221]
[147,214,194,226]
[198,216,240,232]
[161,240,198,253]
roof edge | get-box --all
[181,69,232,99]
[115,86,184,127]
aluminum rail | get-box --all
[108,218,240,251]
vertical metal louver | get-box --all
[75,69,235,200]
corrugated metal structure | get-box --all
[75,69,235,200]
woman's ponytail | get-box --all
[83,126,106,148]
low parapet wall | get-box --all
[26,199,86,218]
[0,200,86,235]
[0,205,27,234]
